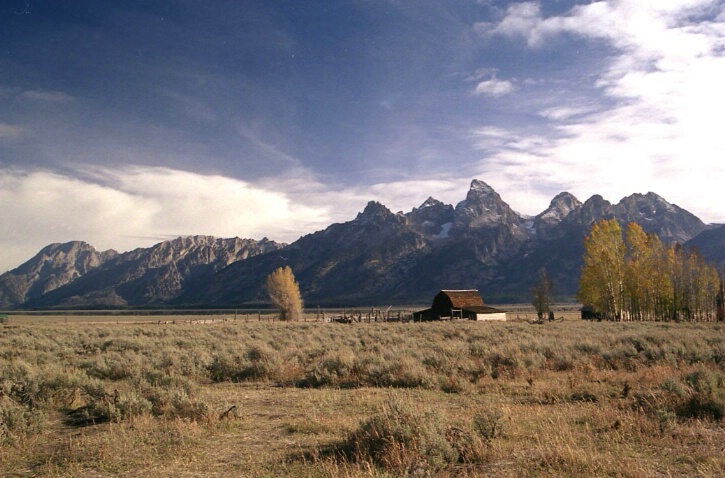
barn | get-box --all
[413,290,506,321]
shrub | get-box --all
[352,356,435,389]
[677,368,725,421]
[439,374,466,394]
[0,401,47,445]
[472,405,505,441]
[342,399,459,473]
[301,351,355,388]
[207,354,241,382]
[444,425,489,464]
[656,408,677,434]
[145,387,209,422]
[569,389,599,403]
[207,344,281,383]
[487,349,521,379]
[79,351,141,381]
[634,367,725,424]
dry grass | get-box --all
[2,308,724,477]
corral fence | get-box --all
[0,307,422,325]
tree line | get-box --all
[578,219,724,322]
[266,220,725,323]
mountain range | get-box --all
[2,180,722,309]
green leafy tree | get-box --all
[266,266,304,321]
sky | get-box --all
[1,0,725,272]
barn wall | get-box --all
[475,313,507,321]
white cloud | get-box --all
[0,164,483,274]
[538,105,598,121]
[20,90,75,103]
[366,179,471,213]
[256,170,470,225]
[0,167,333,273]
[0,123,27,139]
[478,2,543,42]
[474,78,515,97]
[470,1,725,224]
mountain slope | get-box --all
[8,181,713,308]
[0,242,117,308]
[175,202,432,305]
[686,225,725,267]
[496,192,707,299]
[177,181,707,306]
[17,236,283,309]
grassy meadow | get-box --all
[2,309,725,477]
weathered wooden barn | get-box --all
[413,290,506,321]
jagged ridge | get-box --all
[1,236,284,308]
[3,180,712,308]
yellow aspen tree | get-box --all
[688,250,720,321]
[668,245,687,321]
[578,219,626,320]
[649,235,672,321]
[266,266,303,321]
[707,264,722,321]
[624,223,650,321]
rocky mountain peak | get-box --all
[454,179,521,229]
[549,192,581,213]
[2,183,715,309]
[618,192,674,217]
[17,241,115,275]
[469,179,496,195]
[356,201,395,222]
[40,240,89,255]
[0,240,117,308]
[419,196,443,208]
[615,192,705,244]
[577,195,614,225]
[5,235,286,309]
[407,197,455,237]
[538,192,581,220]
[533,192,582,239]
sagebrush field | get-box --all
[2,311,724,477]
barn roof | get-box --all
[439,290,485,308]
[463,305,505,314]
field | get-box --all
[2,308,724,477]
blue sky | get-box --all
[1,0,724,272]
